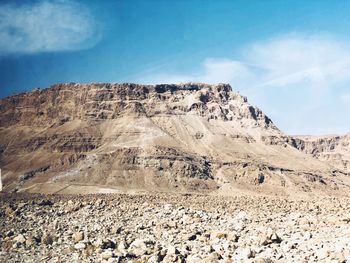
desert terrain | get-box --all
[1,193,350,262]
[0,83,349,262]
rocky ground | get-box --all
[1,193,350,263]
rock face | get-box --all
[0,83,349,195]
[292,134,350,174]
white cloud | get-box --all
[139,58,252,91]
[136,33,350,134]
[199,58,251,84]
[246,34,350,90]
[0,0,101,55]
[140,33,350,91]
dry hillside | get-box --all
[0,83,349,196]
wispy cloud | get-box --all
[245,34,350,90]
[136,33,350,134]
[139,33,350,91]
[139,58,251,90]
[0,0,101,55]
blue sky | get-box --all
[0,0,350,135]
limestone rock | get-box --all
[13,234,26,244]
[1,83,349,196]
[74,243,86,250]
[72,232,84,243]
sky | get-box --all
[0,0,349,135]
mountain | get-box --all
[293,134,350,173]
[0,83,349,196]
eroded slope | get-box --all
[293,134,350,173]
[0,83,348,196]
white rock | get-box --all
[101,251,113,260]
[74,243,86,250]
[13,234,26,244]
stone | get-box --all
[162,254,182,263]
[93,238,103,248]
[243,247,254,259]
[42,233,53,246]
[112,226,122,234]
[210,231,227,240]
[260,230,282,246]
[303,231,312,240]
[38,199,53,206]
[17,202,27,210]
[202,252,222,262]
[129,239,149,257]
[257,174,265,184]
[254,258,274,263]
[167,245,180,255]
[74,243,86,250]
[100,239,116,249]
[13,234,26,244]
[117,241,127,254]
[73,232,84,243]
[5,207,14,217]
[101,251,113,260]
[25,236,35,247]
[211,244,224,255]
[228,232,239,242]
[6,230,14,237]
[270,232,282,243]
[187,234,197,241]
